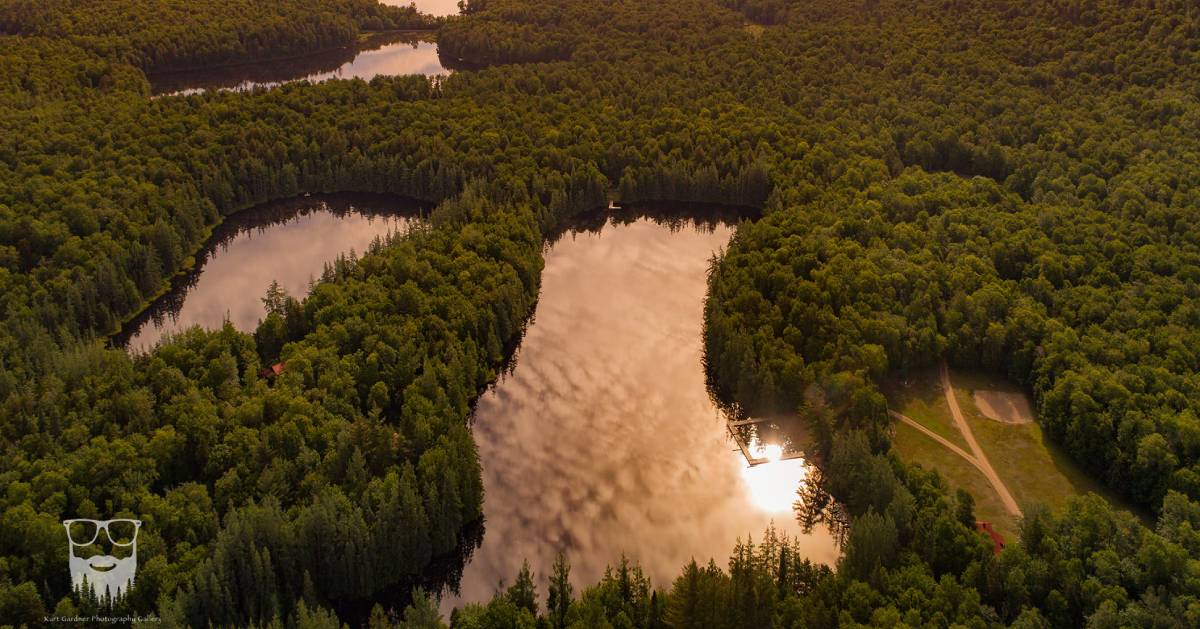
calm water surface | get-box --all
[118,195,423,352]
[384,0,461,16]
[151,33,447,96]
[440,212,839,613]
[151,1,459,94]
[116,199,839,612]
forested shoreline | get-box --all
[1,0,1200,627]
[0,0,439,74]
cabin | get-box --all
[975,521,1005,556]
[260,362,285,380]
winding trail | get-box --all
[891,362,1022,517]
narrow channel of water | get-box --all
[439,210,840,613]
[117,194,424,353]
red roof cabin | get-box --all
[975,521,1005,556]
[260,362,285,380]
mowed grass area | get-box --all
[887,367,1147,540]
[948,370,1148,524]
[892,419,1017,538]
[882,368,970,452]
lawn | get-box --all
[886,367,1148,542]
[948,370,1147,524]
[882,367,970,452]
[892,419,1017,539]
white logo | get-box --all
[62,518,141,603]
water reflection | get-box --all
[742,456,810,513]
[794,465,850,545]
[150,32,446,96]
[383,0,461,17]
[440,211,839,614]
[116,194,425,353]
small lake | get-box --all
[150,32,447,96]
[117,194,424,353]
[439,209,840,613]
[382,0,461,17]
[149,1,460,95]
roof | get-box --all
[261,362,285,379]
[975,521,1005,556]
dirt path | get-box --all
[889,410,978,468]
[939,362,1022,517]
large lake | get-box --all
[116,194,424,352]
[115,198,840,614]
[439,210,839,613]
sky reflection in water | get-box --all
[153,37,446,96]
[441,215,838,613]
[121,197,420,352]
[383,0,462,17]
[153,2,458,95]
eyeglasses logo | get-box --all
[63,518,141,603]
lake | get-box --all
[115,199,840,613]
[150,1,460,95]
[150,32,447,96]
[439,209,840,613]
[116,194,425,352]
[383,0,461,17]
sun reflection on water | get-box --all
[740,439,809,513]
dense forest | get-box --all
[0,0,438,72]
[1,0,1199,627]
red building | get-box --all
[975,521,1006,556]
[260,362,285,380]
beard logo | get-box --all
[62,518,141,603]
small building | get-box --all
[975,521,1005,556]
[260,362,285,380]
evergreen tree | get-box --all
[546,552,572,629]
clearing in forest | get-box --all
[886,364,1142,540]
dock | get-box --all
[727,415,806,466]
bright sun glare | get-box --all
[740,439,806,513]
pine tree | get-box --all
[547,552,572,628]
[262,280,288,316]
[506,560,537,615]
[398,588,446,629]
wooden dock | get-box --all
[727,416,806,466]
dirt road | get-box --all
[939,362,1022,517]
[890,410,979,469]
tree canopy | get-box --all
[2,0,1200,626]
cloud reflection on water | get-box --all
[121,197,421,352]
[442,215,839,613]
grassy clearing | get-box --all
[887,366,1150,535]
[882,368,970,452]
[949,370,1149,525]
[892,420,1017,538]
